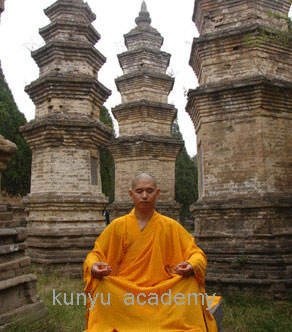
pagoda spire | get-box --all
[141,0,147,12]
[135,0,151,25]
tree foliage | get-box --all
[0,63,31,196]
[99,106,115,203]
[172,117,198,221]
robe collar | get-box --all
[129,208,158,233]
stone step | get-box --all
[0,212,13,221]
[27,226,104,237]
[0,220,20,229]
[0,227,26,241]
[0,204,8,213]
[0,300,48,329]
[0,257,31,283]
[0,242,27,255]
[0,229,16,237]
[29,254,87,264]
[28,238,95,248]
[0,257,31,272]
[0,273,37,292]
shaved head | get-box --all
[131,173,157,189]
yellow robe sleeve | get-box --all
[177,223,207,287]
[83,218,127,293]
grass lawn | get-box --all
[4,271,292,332]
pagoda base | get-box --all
[108,200,181,222]
[0,203,48,331]
[23,193,108,277]
[191,195,292,297]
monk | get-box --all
[83,173,219,332]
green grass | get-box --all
[222,292,292,332]
[4,272,292,332]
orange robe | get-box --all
[83,209,218,332]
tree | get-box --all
[172,117,198,221]
[99,106,115,203]
[0,63,31,196]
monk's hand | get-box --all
[91,262,112,279]
[173,262,194,277]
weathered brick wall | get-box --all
[116,73,174,104]
[193,0,291,35]
[118,49,170,75]
[193,203,292,295]
[189,78,292,200]
[26,78,108,120]
[44,0,95,25]
[31,148,100,194]
[113,101,176,137]
[190,27,292,86]
[36,48,104,77]
[125,32,163,51]
[114,158,176,202]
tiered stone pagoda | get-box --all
[20,0,112,276]
[109,1,183,220]
[187,0,292,295]
[0,135,47,331]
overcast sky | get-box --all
[0,0,199,156]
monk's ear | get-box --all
[128,189,133,198]
[155,188,160,197]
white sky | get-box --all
[0,0,199,157]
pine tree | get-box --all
[172,117,198,221]
[99,106,115,203]
[0,63,31,196]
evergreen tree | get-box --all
[0,63,31,196]
[172,117,198,221]
[99,106,115,203]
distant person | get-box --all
[103,209,110,225]
[83,173,219,332]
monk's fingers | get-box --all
[177,262,191,268]
[92,268,111,279]
[181,266,194,277]
[91,262,111,278]
[96,266,111,276]
[102,266,112,275]
[174,262,188,271]
[96,262,109,269]
[173,266,184,275]
[173,263,193,276]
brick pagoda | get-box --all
[187,0,292,295]
[21,0,112,276]
[109,1,183,220]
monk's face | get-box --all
[129,178,160,212]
